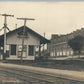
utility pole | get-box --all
[43,32,45,54]
[17,18,35,61]
[0,14,14,59]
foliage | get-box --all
[68,35,84,53]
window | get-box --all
[11,45,16,55]
[28,45,34,56]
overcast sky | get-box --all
[0,1,84,39]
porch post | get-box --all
[39,45,41,57]
[55,46,57,57]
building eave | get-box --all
[0,26,50,45]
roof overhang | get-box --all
[0,26,50,45]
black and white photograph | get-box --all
[0,0,84,84]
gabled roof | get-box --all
[0,26,50,45]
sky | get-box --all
[0,1,84,39]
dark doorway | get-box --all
[11,45,16,55]
[28,45,34,56]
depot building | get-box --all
[0,26,49,60]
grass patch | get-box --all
[2,59,84,71]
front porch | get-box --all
[0,44,48,60]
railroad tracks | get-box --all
[0,66,83,83]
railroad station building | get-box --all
[0,26,49,60]
[47,28,84,57]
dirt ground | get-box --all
[0,75,22,83]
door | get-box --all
[11,45,16,55]
[28,45,34,56]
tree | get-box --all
[68,35,84,58]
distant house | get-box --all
[0,26,49,60]
[47,28,84,57]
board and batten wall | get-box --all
[6,31,40,60]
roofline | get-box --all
[0,26,50,44]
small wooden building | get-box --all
[0,26,49,60]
